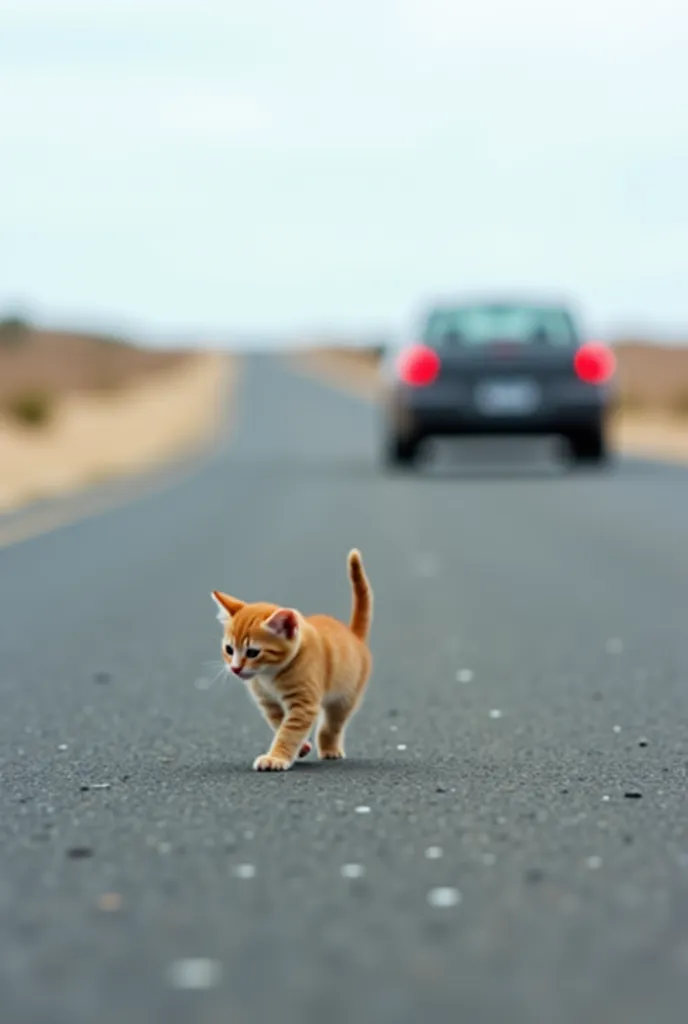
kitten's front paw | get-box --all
[253,754,292,772]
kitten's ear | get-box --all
[263,608,299,641]
[211,591,244,623]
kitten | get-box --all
[211,549,373,772]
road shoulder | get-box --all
[0,354,238,549]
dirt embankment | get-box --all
[0,328,231,512]
[295,343,688,463]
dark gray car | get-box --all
[380,299,616,468]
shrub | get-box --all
[0,314,30,346]
[673,392,688,417]
[6,391,54,428]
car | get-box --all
[380,298,616,469]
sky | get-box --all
[1,0,687,345]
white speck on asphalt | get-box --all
[425,846,443,860]
[489,709,503,719]
[396,743,407,751]
[586,856,603,870]
[341,863,365,879]
[232,864,256,879]
[481,853,497,866]
[167,958,221,990]
[613,725,622,734]
[606,638,623,654]
[427,887,462,908]
[602,795,611,802]
[243,829,255,840]
[90,783,111,790]
[390,724,398,732]
[355,806,371,815]
[456,669,474,683]
[58,744,68,752]
[158,842,172,855]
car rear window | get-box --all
[423,304,578,348]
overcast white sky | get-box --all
[1,0,687,343]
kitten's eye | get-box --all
[245,647,261,659]
[225,643,234,656]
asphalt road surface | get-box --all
[2,354,688,1024]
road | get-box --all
[1,354,688,1024]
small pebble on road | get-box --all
[341,863,365,879]
[232,864,256,879]
[67,846,93,860]
[167,958,221,990]
[427,887,462,908]
[456,669,473,683]
[489,709,503,719]
[97,893,122,912]
[425,846,443,860]
[355,806,371,815]
[586,856,603,870]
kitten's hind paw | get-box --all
[319,748,345,760]
[253,754,291,772]
[298,741,313,759]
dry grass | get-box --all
[0,329,231,512]
[0,329,187,407]
[613,341,688,413]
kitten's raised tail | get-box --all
[347,548,372,642]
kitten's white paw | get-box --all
[253,754,291,772]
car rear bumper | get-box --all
[386,384,607,439]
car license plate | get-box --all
[474,379,541,415]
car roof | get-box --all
[422,296,576,315]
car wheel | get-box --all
[568,427,609,467]
[383,432,419,469]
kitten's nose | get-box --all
[231,664,243,675]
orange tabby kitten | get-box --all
[211,549,373,772]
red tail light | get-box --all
[574,342,616,385]
[396,344,441,387]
